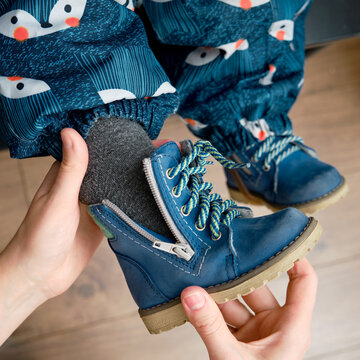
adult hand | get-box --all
[0,128,103,344]
[181,259,318,360]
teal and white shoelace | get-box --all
[252,131,304,170]
[167,140,250,240]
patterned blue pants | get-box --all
[0,0,311,160]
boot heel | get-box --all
[140,302,187,334]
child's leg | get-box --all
[140,0,308,152]
[0,0,177,236]
[139,0,347,212]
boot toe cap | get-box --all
[231,207,309,275]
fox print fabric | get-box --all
[141,0,312,155]
[0,0,312,159]
[0,0,177,159]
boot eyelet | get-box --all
[262,164,271,172]
[181,205,190,217]
[211,232,222,241]
[172,187,181,198]
[166,168,175,180]
[195,223,205,231]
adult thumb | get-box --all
[181,287,235,359]
[51,128,89,202]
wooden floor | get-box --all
[0,37,359,359]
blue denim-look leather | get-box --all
[225,142,343,206]
[89,142,310,310]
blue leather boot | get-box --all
[88,140,322,334]
[225,131,348,214]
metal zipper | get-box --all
[143,157,195,258]
[103,198,194,261]
[152,241,194,261]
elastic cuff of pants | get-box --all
[187,121,253,157]
[180,109,294,156]
[7,94,179,161]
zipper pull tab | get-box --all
[152,241,194,261]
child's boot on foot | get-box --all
[225,125,348,214]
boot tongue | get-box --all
[150,139,194,162]
[150,140,182,162]
[180,139,194,156]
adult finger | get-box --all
[66,204,105,276]
[242,286,280,314]
[51,128,89,202]
[181,287,235,358]
[32,161,60,201]
[285,259,318,316]
[218,299,253,329]
[75,204,105,258]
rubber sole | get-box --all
[228,171,349,215]
[139,217,322,334]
